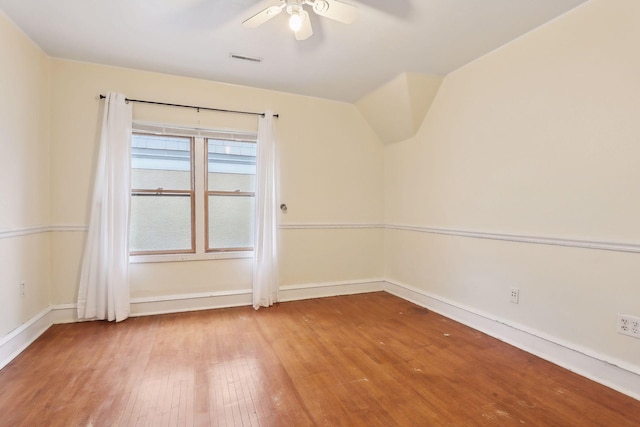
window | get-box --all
[129,126,257,260]
[130,134,194,255]
[206,139,256,251]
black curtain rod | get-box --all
[99,95,278,118]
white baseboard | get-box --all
[48,304,80,324]
[130,290,253,316]
[43,291,254,321]
[279,279,385,302]
[0,279,384,370]
[0,307,53,371]
[3,279,638,402]
[127,279,385,315]
[383,279,640,401]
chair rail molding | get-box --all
[385,224,640,254]
[279,223,384,230]
[0,224,88,239]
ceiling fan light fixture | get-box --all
[289,11,304,32]
[266,6,282,17]
[313,0,329,14]
[243,0,358,39]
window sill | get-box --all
[129,251,254,264]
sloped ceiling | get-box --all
[356,73,443,144]
[0,0,588,103]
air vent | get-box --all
[230,53,262,63]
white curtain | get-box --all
[77,93,132,322]
[253,111,279,309]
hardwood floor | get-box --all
[1,292,638,426]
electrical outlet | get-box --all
[618,314,640,339]
[510,288,520,304]
[20,282,25,298]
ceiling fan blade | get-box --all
[312,0,357,24]
[242,5,284,28]
[294,10,313,40]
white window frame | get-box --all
[129,123,256,264]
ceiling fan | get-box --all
[243,0,358,41]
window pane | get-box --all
[130,195,193,252]
[208,195,254,250]
[132,134,191,190]
[208,172,255,192]
[207,139,256,191]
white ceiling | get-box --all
[0,0,588,103]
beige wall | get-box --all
[384,0,640,371]
[48,59,384,303]
[0,12,51,337]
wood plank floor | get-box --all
[0,292,638,426]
